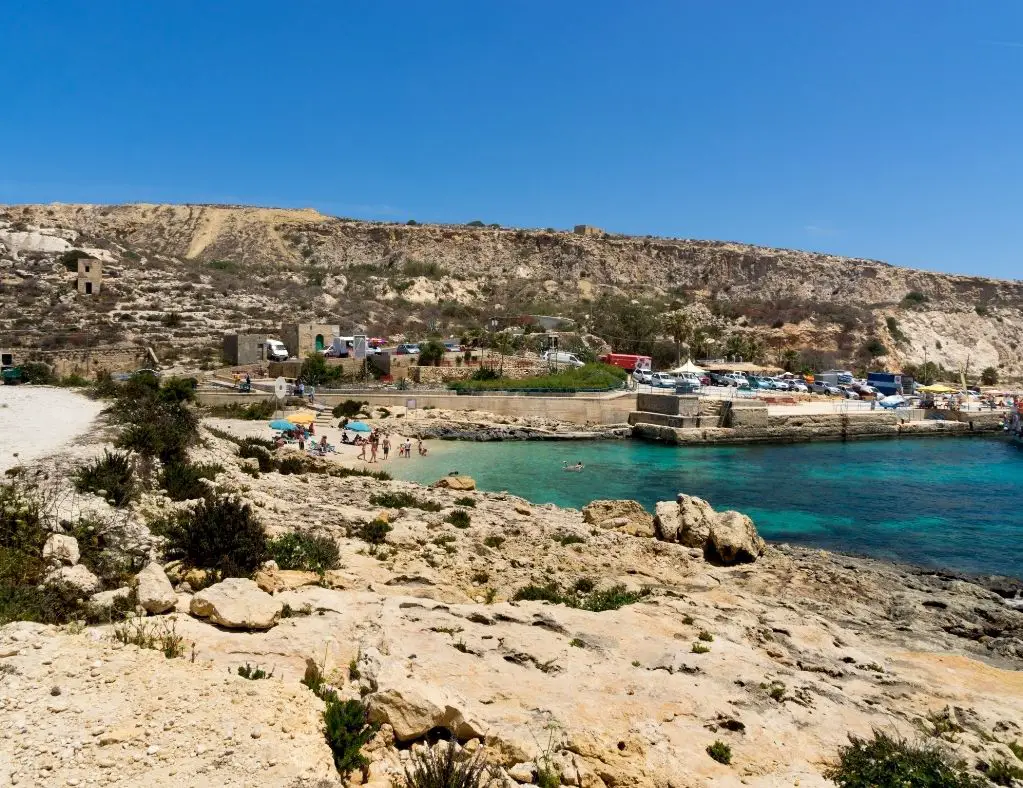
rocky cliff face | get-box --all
[2,203,1021,377]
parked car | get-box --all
[811,381,842,395]
[651,372,677,389]
[633,368,653,385]
[674,371,703,393]
[787,379,809,393]
[699,375,711,386]
[838,386,860,399]
[723,372,748,387]
[395,343,420,355]
[443,341,462,353]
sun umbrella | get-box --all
[269,419,293,430]
[345,421,372,433]
[286,410,318,425]
[917,384,956,394]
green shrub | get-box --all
[691,642,711,654]
[698,630,714,642]
[356,518,391,545]
[449,363,626,393]
[267,532,340,573]
[238,438,276,472]
[114,394,198,464]
[453,496,476,507]
[301,353,344,386]
[276,455,307,475]
[161,461,221,501]
[981,366,999,386]
[825,730,987,787]
[19,362,54,385]
[446,510,471,529]
[332,399,367,419]
[237,663,274,680]
[369,492,442,511]
[582,585,645,612]
[902,290,929,307]
[398,738,496,788]
[483,536,504,548]
[322,695,376,777]
[513,583,569,605]
[706,740,732,765]
[552,533,585,546]
[208,400,276,420]
[328,465,392,481]
[573,577,594,593]
[987,758,1023,786]
[975,304,990,317]
[154,496,267,576]
[112,616,184,658]
[418,339,446,366]
[59,373,91,387]
[74,450,137,507]
[158,376,197,403]
[470,367,500,382]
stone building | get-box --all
[573,224,603,237]
[223,333,272,366]
[77,257,102,295]
[280,323,340,357]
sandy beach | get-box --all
[0,385,104,473]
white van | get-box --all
[542,351,585,368]
[265,339,289,362]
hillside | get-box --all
[1,203,1021,378]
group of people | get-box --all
[355,429,427,463]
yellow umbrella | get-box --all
[286,410,318,425]
[917,384,956,393]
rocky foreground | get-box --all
[2,425,1023,787]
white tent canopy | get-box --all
[668,359,706,375]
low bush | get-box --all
[267,532,340,573]
[238,438,276,472]
[446,510,471,529]
[398,738,497,788]
[706,740,732,765]
[355,518,392,545]
[825,730,987,787]
[449,363,627,393]
[369,492,442,511]
[161,461,222,502]
[573,577,594,593]
[332,399,367,419]
[513,583,569,605]
[154,496,267,577]
[74,450,137,507]
[112,616,185,658]
[698,630,714,642]
[237,663,274,680]
[901,290,929,307]
[208,400,276,420]
[483,536,504,548]
[328,465,392,481]
[552,533,585,546]
[453,496,476,507]
[322,694,376,778]
[987,758,1023,786]
[582,585,646,612]
[691,642,711,654]
[276,455,307,475]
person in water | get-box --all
[562,460,584,471]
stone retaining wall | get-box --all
[23,345,151,378]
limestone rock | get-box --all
[133,563,177,614]
[46,564,101,595]
[88,587,132,614]
[675,495,717,548]
[653,500,682,542]
[582,499,654,537]
[253,566,321,594]
[366,682,486,742]
[190,578,283,630]
[706,510,765,565]
[432,475,476,491]
[42,534,80,566]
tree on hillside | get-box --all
[903,361,942,385]
[981,366,999,386]
[660,310,693,365]
[780,348,800,373]
[588,295,659,355]
[418,339,446,367]
[863,338,887,358]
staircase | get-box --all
[314,406,334,430]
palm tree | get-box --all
[661,310,693,365]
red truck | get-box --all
[598,353,652,372]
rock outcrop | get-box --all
[42,534,79,566]
[656,494,766,564]
[582,499,655,537]
[190,578,283,630]
[45,564,101,595]
[431,475,476,491]
[133,563,177,615]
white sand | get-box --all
[0,386,105,473]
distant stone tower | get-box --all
[76,257,102,295]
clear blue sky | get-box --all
[2,1,1021,279]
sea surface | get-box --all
[391,436,1023,579]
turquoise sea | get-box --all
[391,436,1023,579]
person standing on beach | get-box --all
[357,436,368,462]
[381,434,391,460]
[369,431,379,463]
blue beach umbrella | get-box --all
[269,419,294,430]
[346,421,372,433]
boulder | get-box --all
[366,682,487,742]
[582,499,654,537]
[706,511,765,565]
[253,566,321,594]
[190,578,283,630]
[45,564,101,595]
[653,501,682,542]
[431,475,476,491]
[133,563,177,614]
[42,534,80,566]
[89,587,132,614]
[674,495,717,548]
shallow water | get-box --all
[391,436,1023,579]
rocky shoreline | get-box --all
[2,413,1023,787]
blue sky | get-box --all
[1,1,1021,279]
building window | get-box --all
[84,265,90,273]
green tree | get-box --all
[780,348,800,373]
[904,361,942,385]
[588,295,659,355]
[300,353,340,386]
[417,339,445,366]
[863,338,887,358]
[660,310,693,365]
[980,366,999,386]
